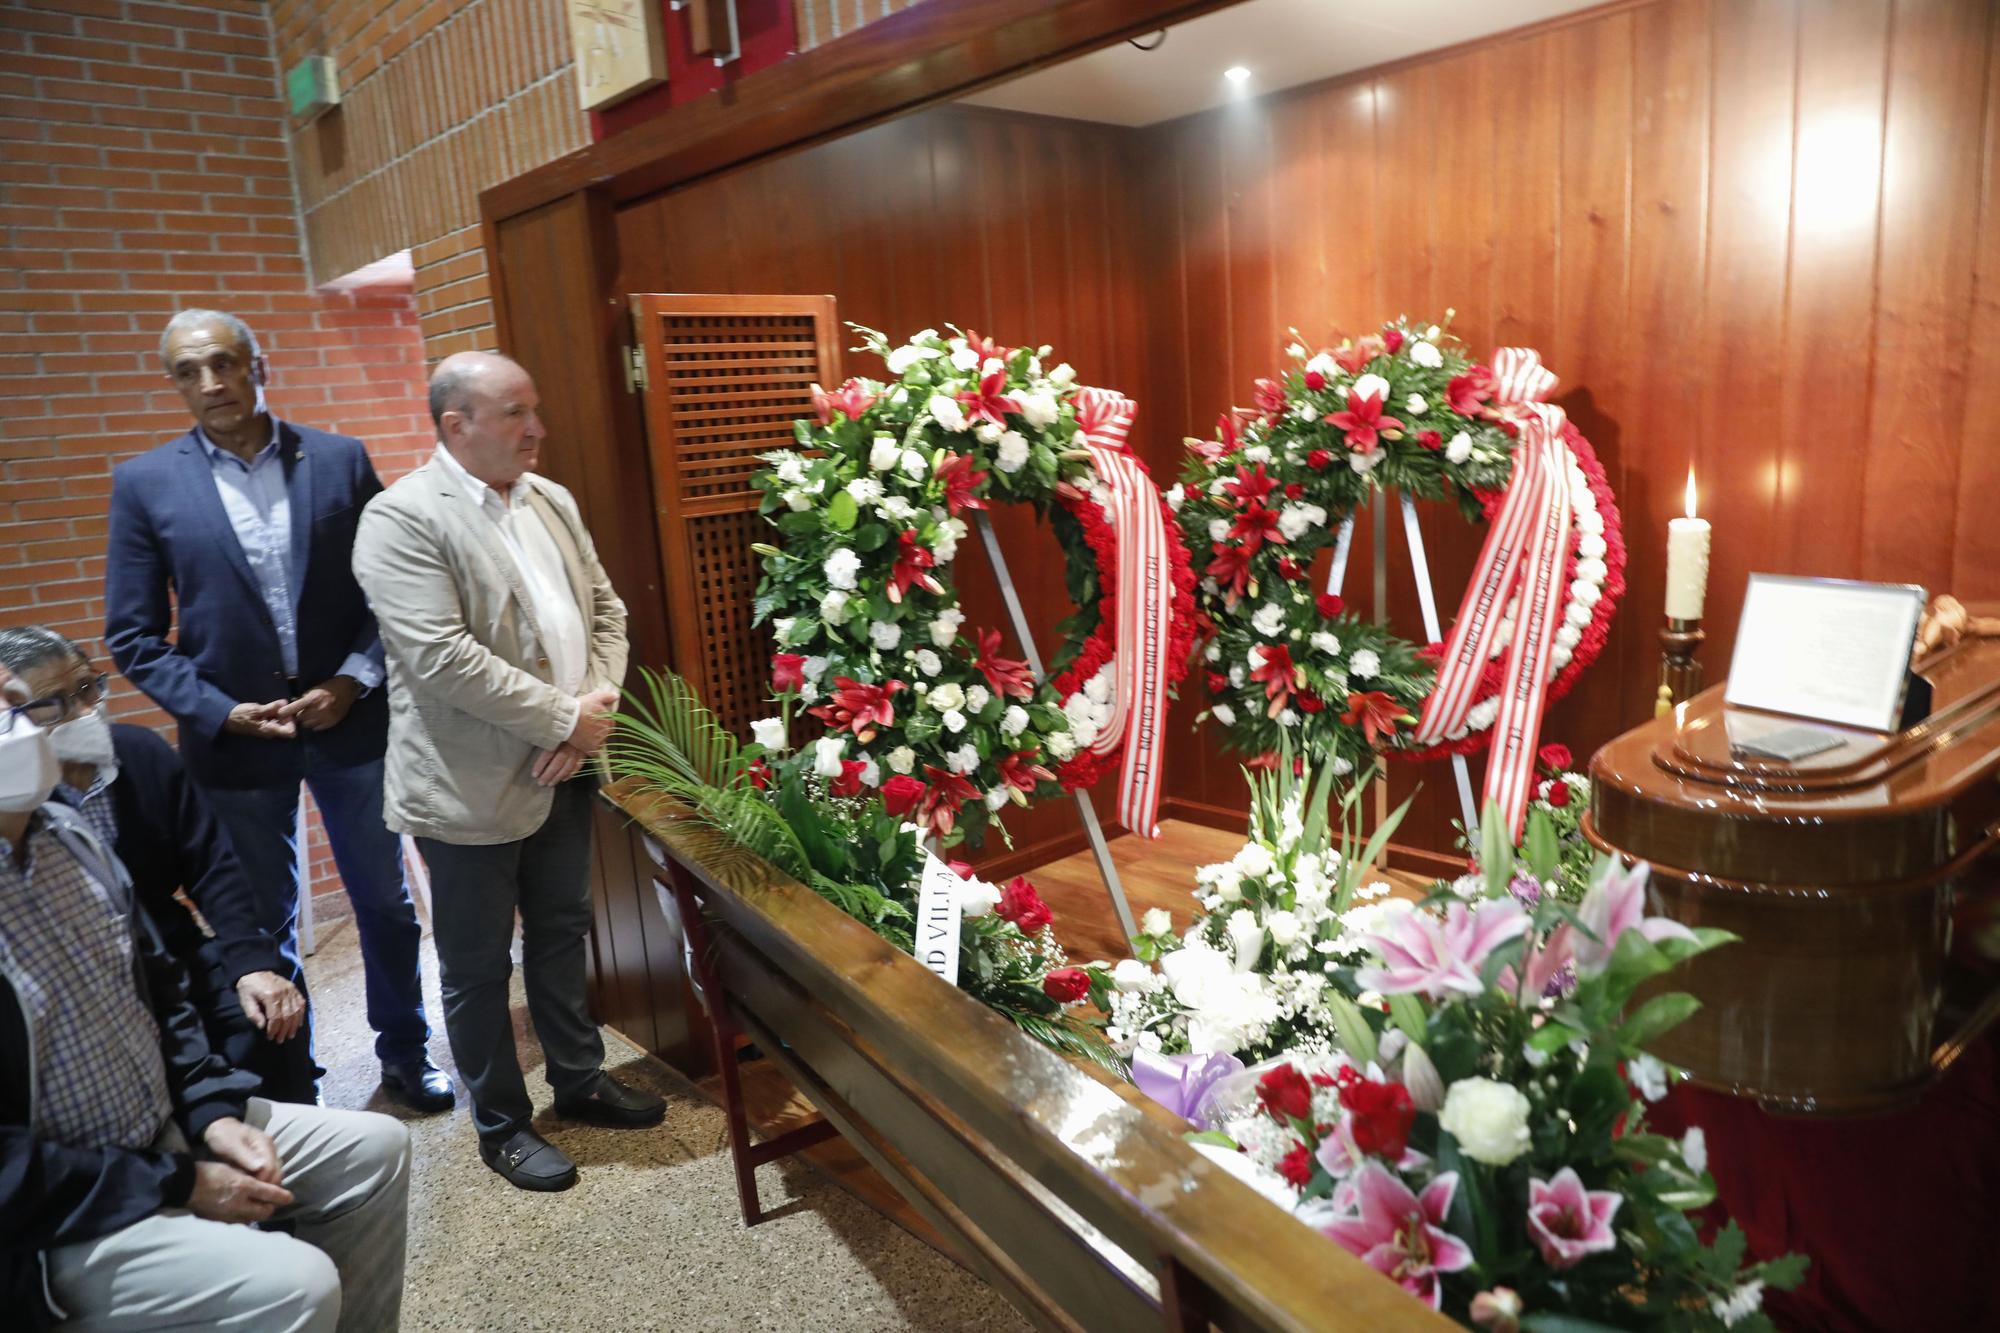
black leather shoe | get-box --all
[380,1059,455,1114]
[554,1073,666,1128]
[480,1129,578,1192]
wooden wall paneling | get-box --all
[1948,4,2000,596]
[1773,0,1891,584]
[1859,0,1996,595]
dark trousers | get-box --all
[204,755,431,1075]
[187,942,323,1104]
[416,777,605,1146]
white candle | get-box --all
[1665,468,1711,621]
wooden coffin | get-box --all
[602,780,1452,1333]
[1584,635,2000,1114]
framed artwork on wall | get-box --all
[567,0,668,111]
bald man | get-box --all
[352,352,661,1191]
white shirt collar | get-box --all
[433,442,529,511]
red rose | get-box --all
[1416,429,1442,450]
[1302,369,1327,392]
[1545,780,1572,809]
[1296,692,1324,714]
[1316,594,1345,618]
[1284,482,1305,500]
[1206,671,1230,694]
[880,774,926,816]
[1041,967,1090,1004]
[747,759,773,790]
[1277,1143,1315,1187]
[772,653,808,693]
[1306,448,1333,471]
[829,758,869,798]
[1256,1063,1314,1123]
[1382,328,1405,354]
[1538,743,1573,772]
[1339,1076,1416,1159]
[998,876,1053,934]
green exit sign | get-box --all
[285,55,339,120]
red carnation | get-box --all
[747,759,773,790]
[1326,388,1405,454]
[1447,366,1496,417]
[1538,743,1573,772]
[1206,671,1229,694]
[1545,780,1572,809]
[1316,594,1345,618]
[1306,449,1334,472]
[998,876,1053,934]
[934,451,989,516]
[880,773,925,816]
[1284,482,1305,500]
[1257,1063,1314,1123]
[1339,1076,1416,1159]
[1381,328,1405,354]
[1277,1143,1315,1187]
[772,652,808,693]
[1041,967,1090,1004]
[1303,369,1327,392]
[1296,692,1324,714]
[808,676,903,741]
[1416,429,1442,450]
[971,626,1036,701]
[829,758,870,798]
[1342,689,1407,747]
[1276,556,1306,582]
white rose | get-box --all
[999,705,1030,738]
[1226,909,1266,971]
[946,743,979,773]
[959,876,1002,918]
[1438,1077,1533,1166]
[1310,630,1342,656]
[878,495,916,521]
[857,753,881,787]
[750,717,789,751]
[1251,603,1286,637]
[925,395,966,435]
[1349,450,1383,474]
[942,709,968,734]
[900,449,930,479]
[1141,907,1173,936]
[1305,352,1338,380]
[824,548,860,590]
[772,616,797,644]
[1232,841,1275,880]
[1048,362,1076,387]
[1265,909,1302,948]
[912,648,942,676]
[1045,730,1077,760]
[1111,958,1153,993]
[782,489,813,511]
[1293,402,1317,422]
[1166,483,1185,511]
[1211,702,1237,727]
[1405,393,1428,415]
[801,655,829,682]
[885,746,916,774]
[819,590,851,625]
[812,735,847,778]
[964,684,990,713]
[1350,372,1390,403]
[928,607,965,647]
[927,682,964,712]
[845,477,883,505]
[1349,648,1380,679]
[1409,340,1443,369]
[949,345,981,371]
[1446,431,1473,465]
[869,433,901,471]
[1018,389,1059,427]
[995,430,1030,474]
[868,620,901,650]
[886,342,932,374]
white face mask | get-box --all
[52,702,116,772]
[0,714,60,814]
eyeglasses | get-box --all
[0,672,108,733]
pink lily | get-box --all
[1525,1167,1621,1269]
[1355,899,1531,1001]
[1500,922,1576,1006]
[1572,859,1695,976]
[1322,1162,1473,1309]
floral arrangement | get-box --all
[1448,744,1599,911]
[1121,803,1804,1329]
[1173,317,1624,771]
[605,670,1114,1066]
[750,325,1194,848]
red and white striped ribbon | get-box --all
[1074,386,1170,839]
[1411,348,1572,840]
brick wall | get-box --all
[0,0,433,911]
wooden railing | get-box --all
[602,778,1453,1333]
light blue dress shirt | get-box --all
[198,422,381,691]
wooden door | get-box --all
[629,293,842,739]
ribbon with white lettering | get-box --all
[913,850,964,985]
[1411,348,1573,840]
[1073,386,1172,839]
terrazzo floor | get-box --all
[302,906,1029,1332]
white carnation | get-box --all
[928,608,964,647]
[1349,648,1380,679]
[999,705,1030,737]
[1627,1052,1670,1102]
[824,548,861,590]
[819,590,851,625]
[1446,431,1473,465]
[1018,389,1059,428]
[1207,518,1230,543]
[1405,393,1428,415]
[845,477,884,505]
[1045,730,1077,760]
[775,454,807,485]
[1310,630,1341,656]
[1438,1077,1532,1166]
[1350,372,1390,403]
[912,648,942,676]
[1409,340,1443,369]
[801,655,829,682]
[946,743,979,773]
[886,342,933,374]
[995,429,1030,473]
[927,682,964,712]
[958,876,1001,918]
[1251,603,1286,637]
[1305,351,1338,380]
[941,709,968,734]
[1166,482,1185,511]
[1277,503,1326,542]
[868,620,901,650]
[964,684,990,714]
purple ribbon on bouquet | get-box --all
[1131,1048,1245,1127]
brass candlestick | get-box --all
[1655,617,1706,717]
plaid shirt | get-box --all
[55,770,119,850]
[0,812,172,1149]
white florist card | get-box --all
[1724,575,1926,733]
[913,851,964,986]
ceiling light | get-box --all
[1224,65,1251,85]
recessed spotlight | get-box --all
[1224,65,1252,85]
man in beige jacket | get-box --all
[353,351,663,1191]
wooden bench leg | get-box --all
[667,866,768,1226]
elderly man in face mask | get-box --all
[0,626,315,1103]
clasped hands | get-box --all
[190,1115,292,1223]
[535,686,621,786]
[223,676,362,739]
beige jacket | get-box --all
[352,455,628,844]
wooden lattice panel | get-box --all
[632,294,841,739]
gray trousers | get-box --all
[416,775,605,1146]
[46,1098,410,1332]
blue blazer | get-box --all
[104,420,390,788]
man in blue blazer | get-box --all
[105,308,450,1113]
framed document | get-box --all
[1724,575,1926,732]
[568,0,668,111]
